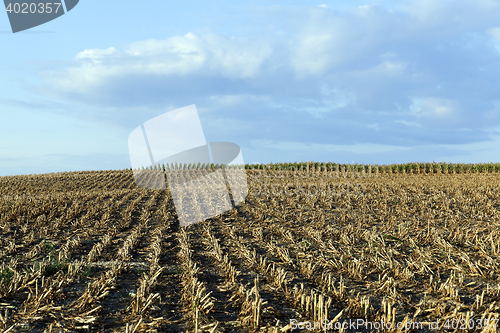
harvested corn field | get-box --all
[0,165,500,332]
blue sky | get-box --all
[2,0,500,176]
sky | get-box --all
[2,0,500,176]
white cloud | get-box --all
[486,27,500,40]
[400,0,500,26]
[351,60,407,78]
[266,84,356,118]
[290,31,337,76]
[289,1,500,77]
[289,5,398,77]
[44,32,273,95]
[319,85,357,109]
[75,47,117,60]
[126,33,272,78]
[209,94,246,107]
[394,120,422,127]
[380,52,398,58]
[409,97,457,117]
[377,61,407,73]
[486,27,500,53]
[208,94,272,109]
[206,117,253,135]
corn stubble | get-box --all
[0,165,499,332]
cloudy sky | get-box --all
[2,0,500,176]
